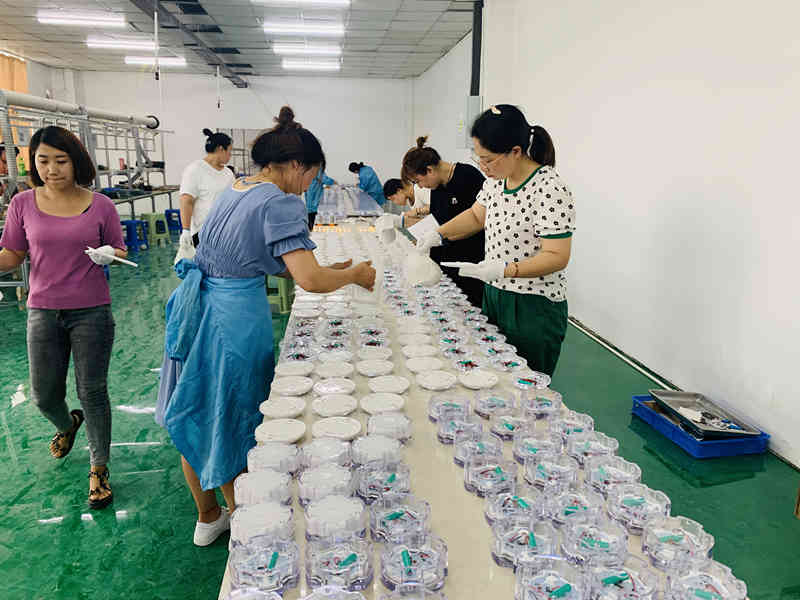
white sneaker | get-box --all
[193,506,230,547]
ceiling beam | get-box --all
[128,0,248,88]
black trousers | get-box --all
[308,212,317,230]
[440,264,484,309]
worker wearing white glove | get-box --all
[424,105,577,378]
[174,228,196,265]
[414,230,443,255]
[85,245,116,266]
[442,259,506,283]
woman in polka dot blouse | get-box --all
[415,105,575,376]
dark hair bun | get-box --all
[274,106,299,130]
[202,128,213,137]
[401,136,441,182]
[250,110,326,173]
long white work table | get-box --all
[218,225,740,600]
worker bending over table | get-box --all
[156,107,376,547]
[402,136,486,308]
[382,178,431,228]
[305,169,335,230]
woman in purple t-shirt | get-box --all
[0,126,127,510]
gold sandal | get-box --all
[49,410,84,459]
[88,468,113,510]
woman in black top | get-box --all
[402,136,486,307]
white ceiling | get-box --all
[0,0,476,79]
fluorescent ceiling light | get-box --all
[282,58,341,71]
[254,0,350,5]
[87,38,156,51]
[263,22,344,36]
[125,56,187,67]
[272,43,341,56]
[37,11,126,28]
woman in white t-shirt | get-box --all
[415,105,575,376]
[382,178,430,226]
[175,129,234,260]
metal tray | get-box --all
[648,389,761,439]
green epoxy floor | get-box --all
[0,245,798,599]
[0,247,287,600]
[552,330,800,599]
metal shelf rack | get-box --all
[215,128,263,176]
[0,89,174,296]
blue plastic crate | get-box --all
[632,395,770,459]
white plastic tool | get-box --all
[85,246,138,267]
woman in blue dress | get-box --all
[157,106,376,546]
[348,161,386,207]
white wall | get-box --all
[25,61,54,98]
[25,61,83,103]
[478,0,800,464]
[411,33,473,169]
[78,71,413,190]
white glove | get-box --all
[405,252,442,287]
[375,214,395,232]
[174,229,196,264]
[85,245,116,265]
[380,228,397,245]
[414,230,443,255]
[376,214,403,244]
[442,259,506,283]
[179,229,193,248]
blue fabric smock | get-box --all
[357,165,386,206]
[305,171,334,213]
[156,181,315,490]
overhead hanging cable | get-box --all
[154,9,163,116]
[217,65,221,110]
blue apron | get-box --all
[156,260,274,490]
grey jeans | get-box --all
[27,305,116,466]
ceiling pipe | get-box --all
[0,89,159,128]
[128,0,248,88]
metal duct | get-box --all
[0,90,159,128]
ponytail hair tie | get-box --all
[527,126,537,154]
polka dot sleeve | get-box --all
[475,178,501,207]
[533,173,576,238]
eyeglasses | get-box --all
[470,151,507,167]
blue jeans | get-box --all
[27,305,116,466]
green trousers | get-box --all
[482,284,568,377]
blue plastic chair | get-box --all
[120,219,150,252]
[164,209,182,234]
